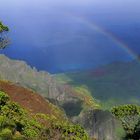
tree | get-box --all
[111,104,140,139]
[0,22,10,49]
[0,91,90,140]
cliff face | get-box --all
[72,109,123,140]
[0,54,122,139]
[0,55,82,107]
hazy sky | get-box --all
[1,0,140,21]
[0,0,139,26]
[0,0,140,73]
[1,0,140,8]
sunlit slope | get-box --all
[0,80,65,119]
[55,61,140,108]
[0,54,99,116]
[0,81,90,140]
[0,55,120,139]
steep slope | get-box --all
[55,61,140,109]
[0,90,89,140]
[0,54,99,116]
[0,54,121,139]
[0,80,65,119]
[72,109,124,140]
[0,81,122,140]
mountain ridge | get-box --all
[55,60,140,109]
[0,54,121,139]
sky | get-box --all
[0,0,140,73]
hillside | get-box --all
[0,54,122,140]
[0,54,99,116]
[0,80,121,140]
[55,61,140,109]
[0,80,65,119]
[0,87,89,139]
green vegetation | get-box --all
[0,22,9,32]
[0,91,90,140]
[60,85,100,117]
[54,74,100,110]
[73,86,100,109]
[55,61,140,110]
[111,104,140,139]
[0,22,10,49]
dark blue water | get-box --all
[0,0,140,73]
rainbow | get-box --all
[70,15,138,60]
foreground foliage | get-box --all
[111,104,140,139]
[0,91,89,140]
[0,22,9,32]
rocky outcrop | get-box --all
[72,109,124,140]
[0,54,123,139]
[0,55,82,107]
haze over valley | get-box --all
[1,1,140,139]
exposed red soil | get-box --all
[0,80,63,118]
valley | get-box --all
[0,54,122,139]
[55,61,140,109]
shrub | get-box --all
[111,104,140,139]
[0,91,9,106]
[0,128,12,140]
[0,91,90,139]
